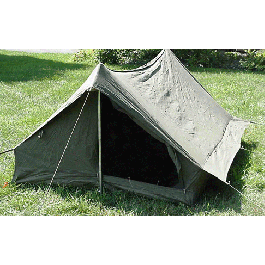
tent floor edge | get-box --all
[12,172,209,205]
[13,174,99,188]
[103,175,196,205]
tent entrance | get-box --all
[101,94,179,188]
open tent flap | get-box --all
[99,93,210,204]
[100,93,181,187]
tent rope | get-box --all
[39,90,90,213]
[225,181,265,214]
[250,120,265,126]
[0,148,14,156]
[240,146,264,156]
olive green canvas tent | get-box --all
[12,49,249,205]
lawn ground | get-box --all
[0,50,264,216]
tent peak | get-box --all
[96,62,105,69]
[96,62,108,73]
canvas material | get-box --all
[90,50,249,181]
[12,50,249,201]
[13,92,99,183]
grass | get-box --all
[0,50,264,216]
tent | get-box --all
[12,49,250,205]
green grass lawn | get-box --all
[0,50,264,216]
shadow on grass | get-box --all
[0,53,90,83]
[18,182,190,216]
[197,140,259,214]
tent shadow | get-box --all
[196,140,259,213]
[0,53,90,83]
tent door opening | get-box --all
[101,94,179,188]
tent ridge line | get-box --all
[173,52,214,99]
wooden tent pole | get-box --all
[98,89,103,193]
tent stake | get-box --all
[98,89,103,194]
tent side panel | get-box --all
[12,92,99,185]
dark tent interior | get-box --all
[101,94,179,187]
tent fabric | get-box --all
[14,92,99,185]
[12,49,249,204]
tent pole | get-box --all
[98,89,103,194]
